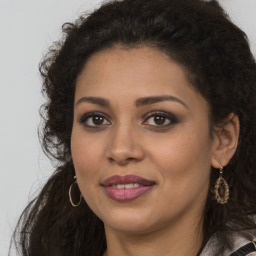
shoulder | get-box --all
[200,234,256,256]
[229,241,256,256]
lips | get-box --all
[101,175,156,202]
[102,175,155,187]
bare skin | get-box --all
[71,46,239,256]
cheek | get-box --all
[150,129,211,163]
[71,132,105,184]
[147,126,213,193]
[71,132,107,211]
[144,131,212,223]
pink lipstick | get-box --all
[101,175,156,202]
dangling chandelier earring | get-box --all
[214,165,229,204]
[69,176,82,207]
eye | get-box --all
[79,112,111,127]
[143,112,178,127]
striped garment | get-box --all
[200,235,256,256]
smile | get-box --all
[101,175,156,202]
[112,183,140,189]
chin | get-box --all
[100,207,166,235]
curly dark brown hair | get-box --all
[12,0,256,255]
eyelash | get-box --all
[79,111,178,129]
[143,111,178,128]
[79,112,111,128]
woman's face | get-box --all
[71,46,216,234]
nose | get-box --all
[105,124,145,165]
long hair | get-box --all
[12,0,256,255]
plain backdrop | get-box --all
[0,0,255,255]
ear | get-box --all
[211,113,240,168]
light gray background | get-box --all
[0,1,255,255]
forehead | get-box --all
[75,46,208,111]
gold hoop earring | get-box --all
[214,166,229,204]
[69,176,82,207]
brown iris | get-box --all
[93,116,104,125]
[154,116,166,125]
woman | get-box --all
[12,0,256,255]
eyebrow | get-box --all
[76,95,188,109]
[135,95,188,109]
[76,97,110,107]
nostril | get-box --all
[107,154,139,165]
[105,137,145,164]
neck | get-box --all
[103,215,204,256]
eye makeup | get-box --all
[142,111,179,128]
[78,109,179,132]
[79,111,111,129]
